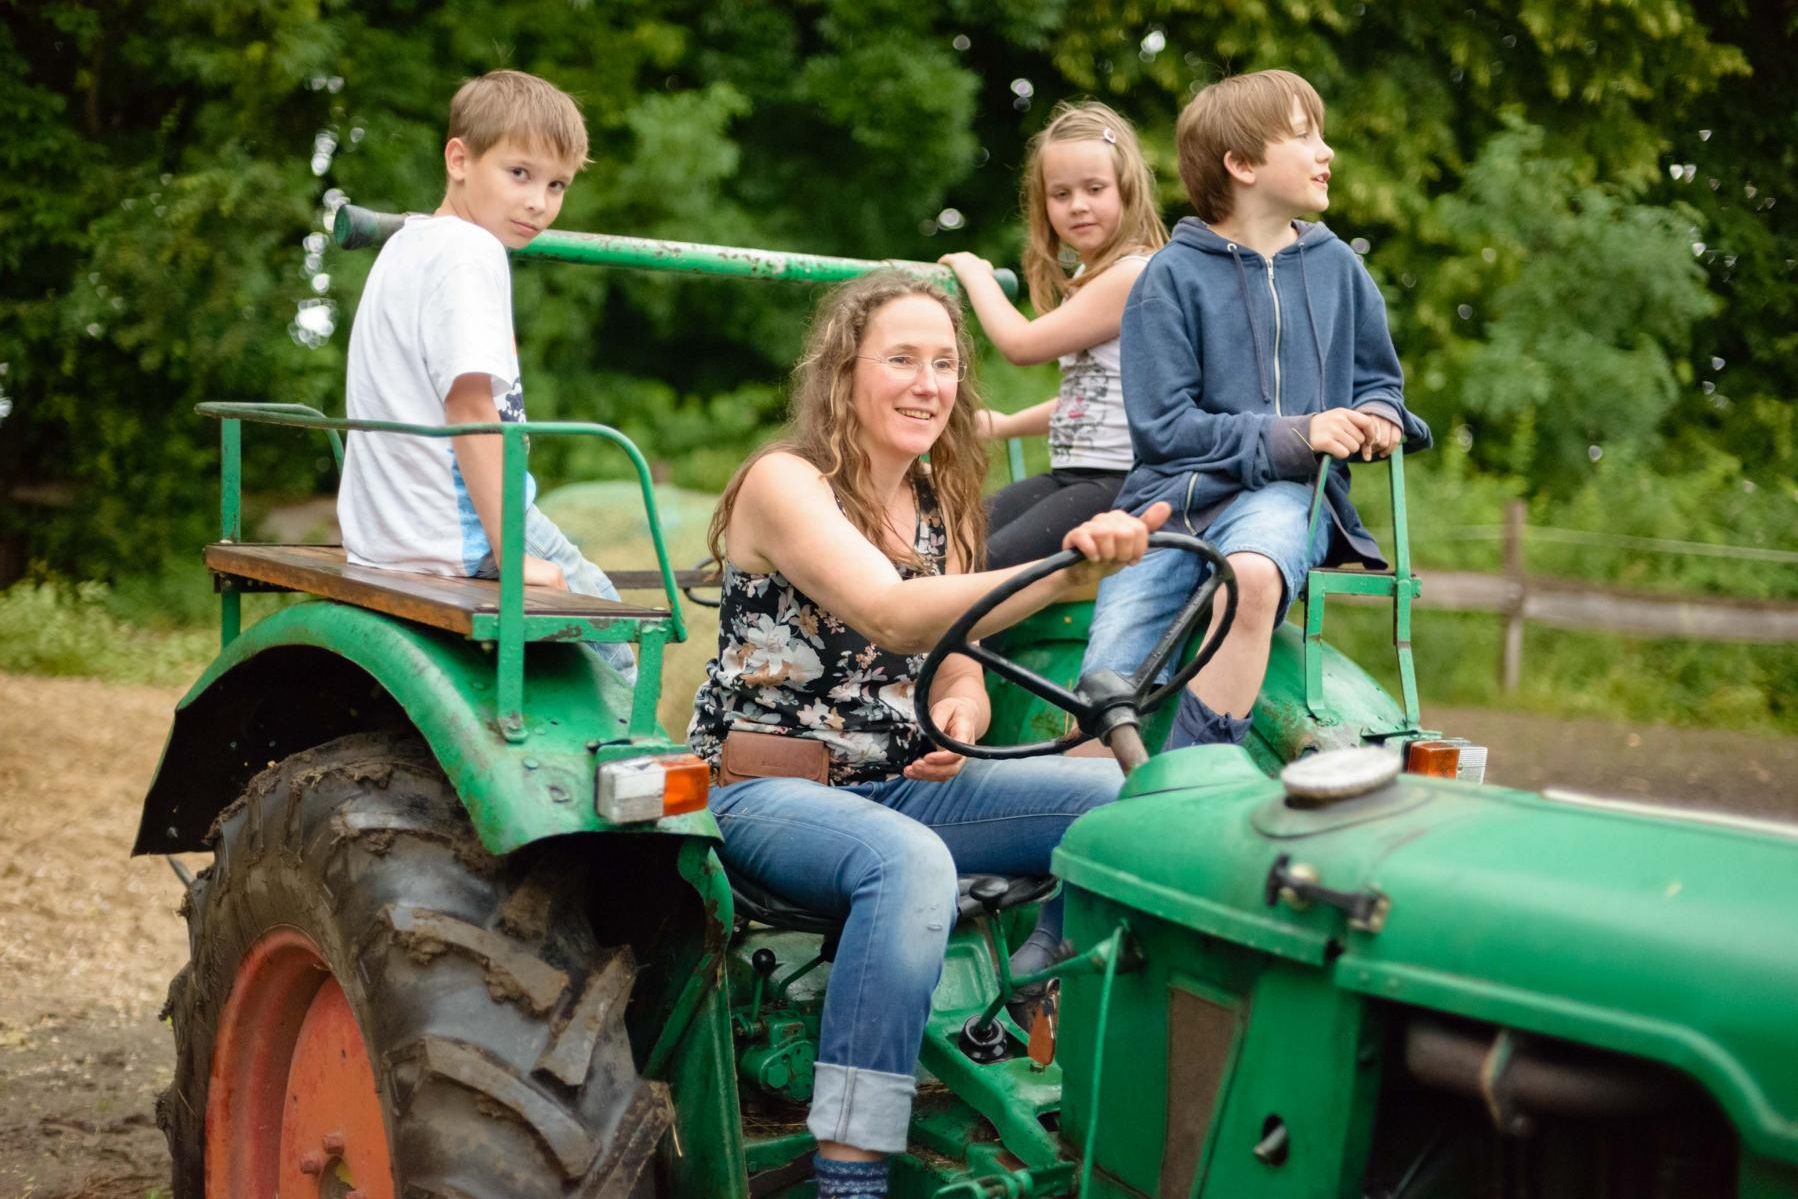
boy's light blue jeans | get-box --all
[474,506,638,683]
[709,755,1123,1153]
[1083,480,1330,688]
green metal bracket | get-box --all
[1005,437,1028,485]
[1299,449,1420,731]
[214,403,348,650]
[644,841,736,1080]
[197,402,686,744]
[333,204,1019,300]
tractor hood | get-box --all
[1054,745,1798,1164]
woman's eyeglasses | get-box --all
[857,353,968,383]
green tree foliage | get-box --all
[1,0,1792,596]
[1422,120,1718,491]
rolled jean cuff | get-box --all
[808,1063,916,1154]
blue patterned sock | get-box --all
[814,1154,890,1198]
[1164,689,1253,750]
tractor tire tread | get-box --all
[159,731,671,1198]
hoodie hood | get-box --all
[1169,215,1337,258]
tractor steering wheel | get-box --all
[915,533,1238,770]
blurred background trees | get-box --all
[1,0,1793,722]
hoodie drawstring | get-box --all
[1297,241,1329,413]
[1228,244,1275,411]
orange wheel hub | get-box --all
[205,928,394,1199]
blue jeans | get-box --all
[1083,480,1330,682]
[475,506,638,683]
[710,755,1123,1152]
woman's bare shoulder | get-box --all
[740,449,827,503]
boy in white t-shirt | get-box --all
[338,69,635,680]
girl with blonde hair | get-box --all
[941,100,1168,568]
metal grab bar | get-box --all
[332,204,1020,300]
[197,402,685,743]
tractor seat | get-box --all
[730,872,1059,937]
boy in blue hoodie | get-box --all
[1083,69,1430,749]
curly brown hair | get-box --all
[709,272,988,574]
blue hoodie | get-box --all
[1113,216,1431,569]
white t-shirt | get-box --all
[338,215,537,575]
[1047,253,1151,472]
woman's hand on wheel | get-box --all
[1060,502,1171,590]
[905,696,982,782]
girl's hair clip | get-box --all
[1101,127,1118,145]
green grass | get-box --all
[1321,604,1797,734]
[0,580,216,686]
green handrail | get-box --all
[1302,448,1420,730]
[197,401,685,742]
[332,204,1019,299]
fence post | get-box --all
[1501,499,1527,692]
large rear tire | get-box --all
[159,732,672,1198]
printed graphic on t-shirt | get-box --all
[1050,354,1106,458]
[496,377,525,423]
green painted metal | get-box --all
[1250,625,1416,765]
[646,841,738,1080]
[195,402,685,749]
[218,417,242,647]
[649,841,747,1199]
[659,981,748,1197]
[332,203,1020,300]
[1053,753,1798,1188]
[1302,450,1421,729]
[915,932,1065,1173]
[195,402,687,640]
[150,600,718,855]
[743,1130,815,1176]
[1006,436,1028,484]
[498,424,529,739]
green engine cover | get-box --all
[1052,745,1798,1195]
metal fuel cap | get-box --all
[1281,747,1403,807]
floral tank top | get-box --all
[687,478,947,786]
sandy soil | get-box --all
[0,675,195,1199]
[0,671,1793,1197]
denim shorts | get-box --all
[1082,480,1330,681]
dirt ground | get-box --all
[0,672,1794,1198]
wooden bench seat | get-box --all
[205,543,704,639]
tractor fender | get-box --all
[134,600,719,856]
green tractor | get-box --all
[135,211,1798,1198]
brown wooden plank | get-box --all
[607,568,722,591]
[205,543,669,637]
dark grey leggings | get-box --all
[984,468,1129,569]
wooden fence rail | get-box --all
[1346,500,1798,691]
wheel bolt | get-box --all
[298,1151,325,1175]
[322,1131,347,1154]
